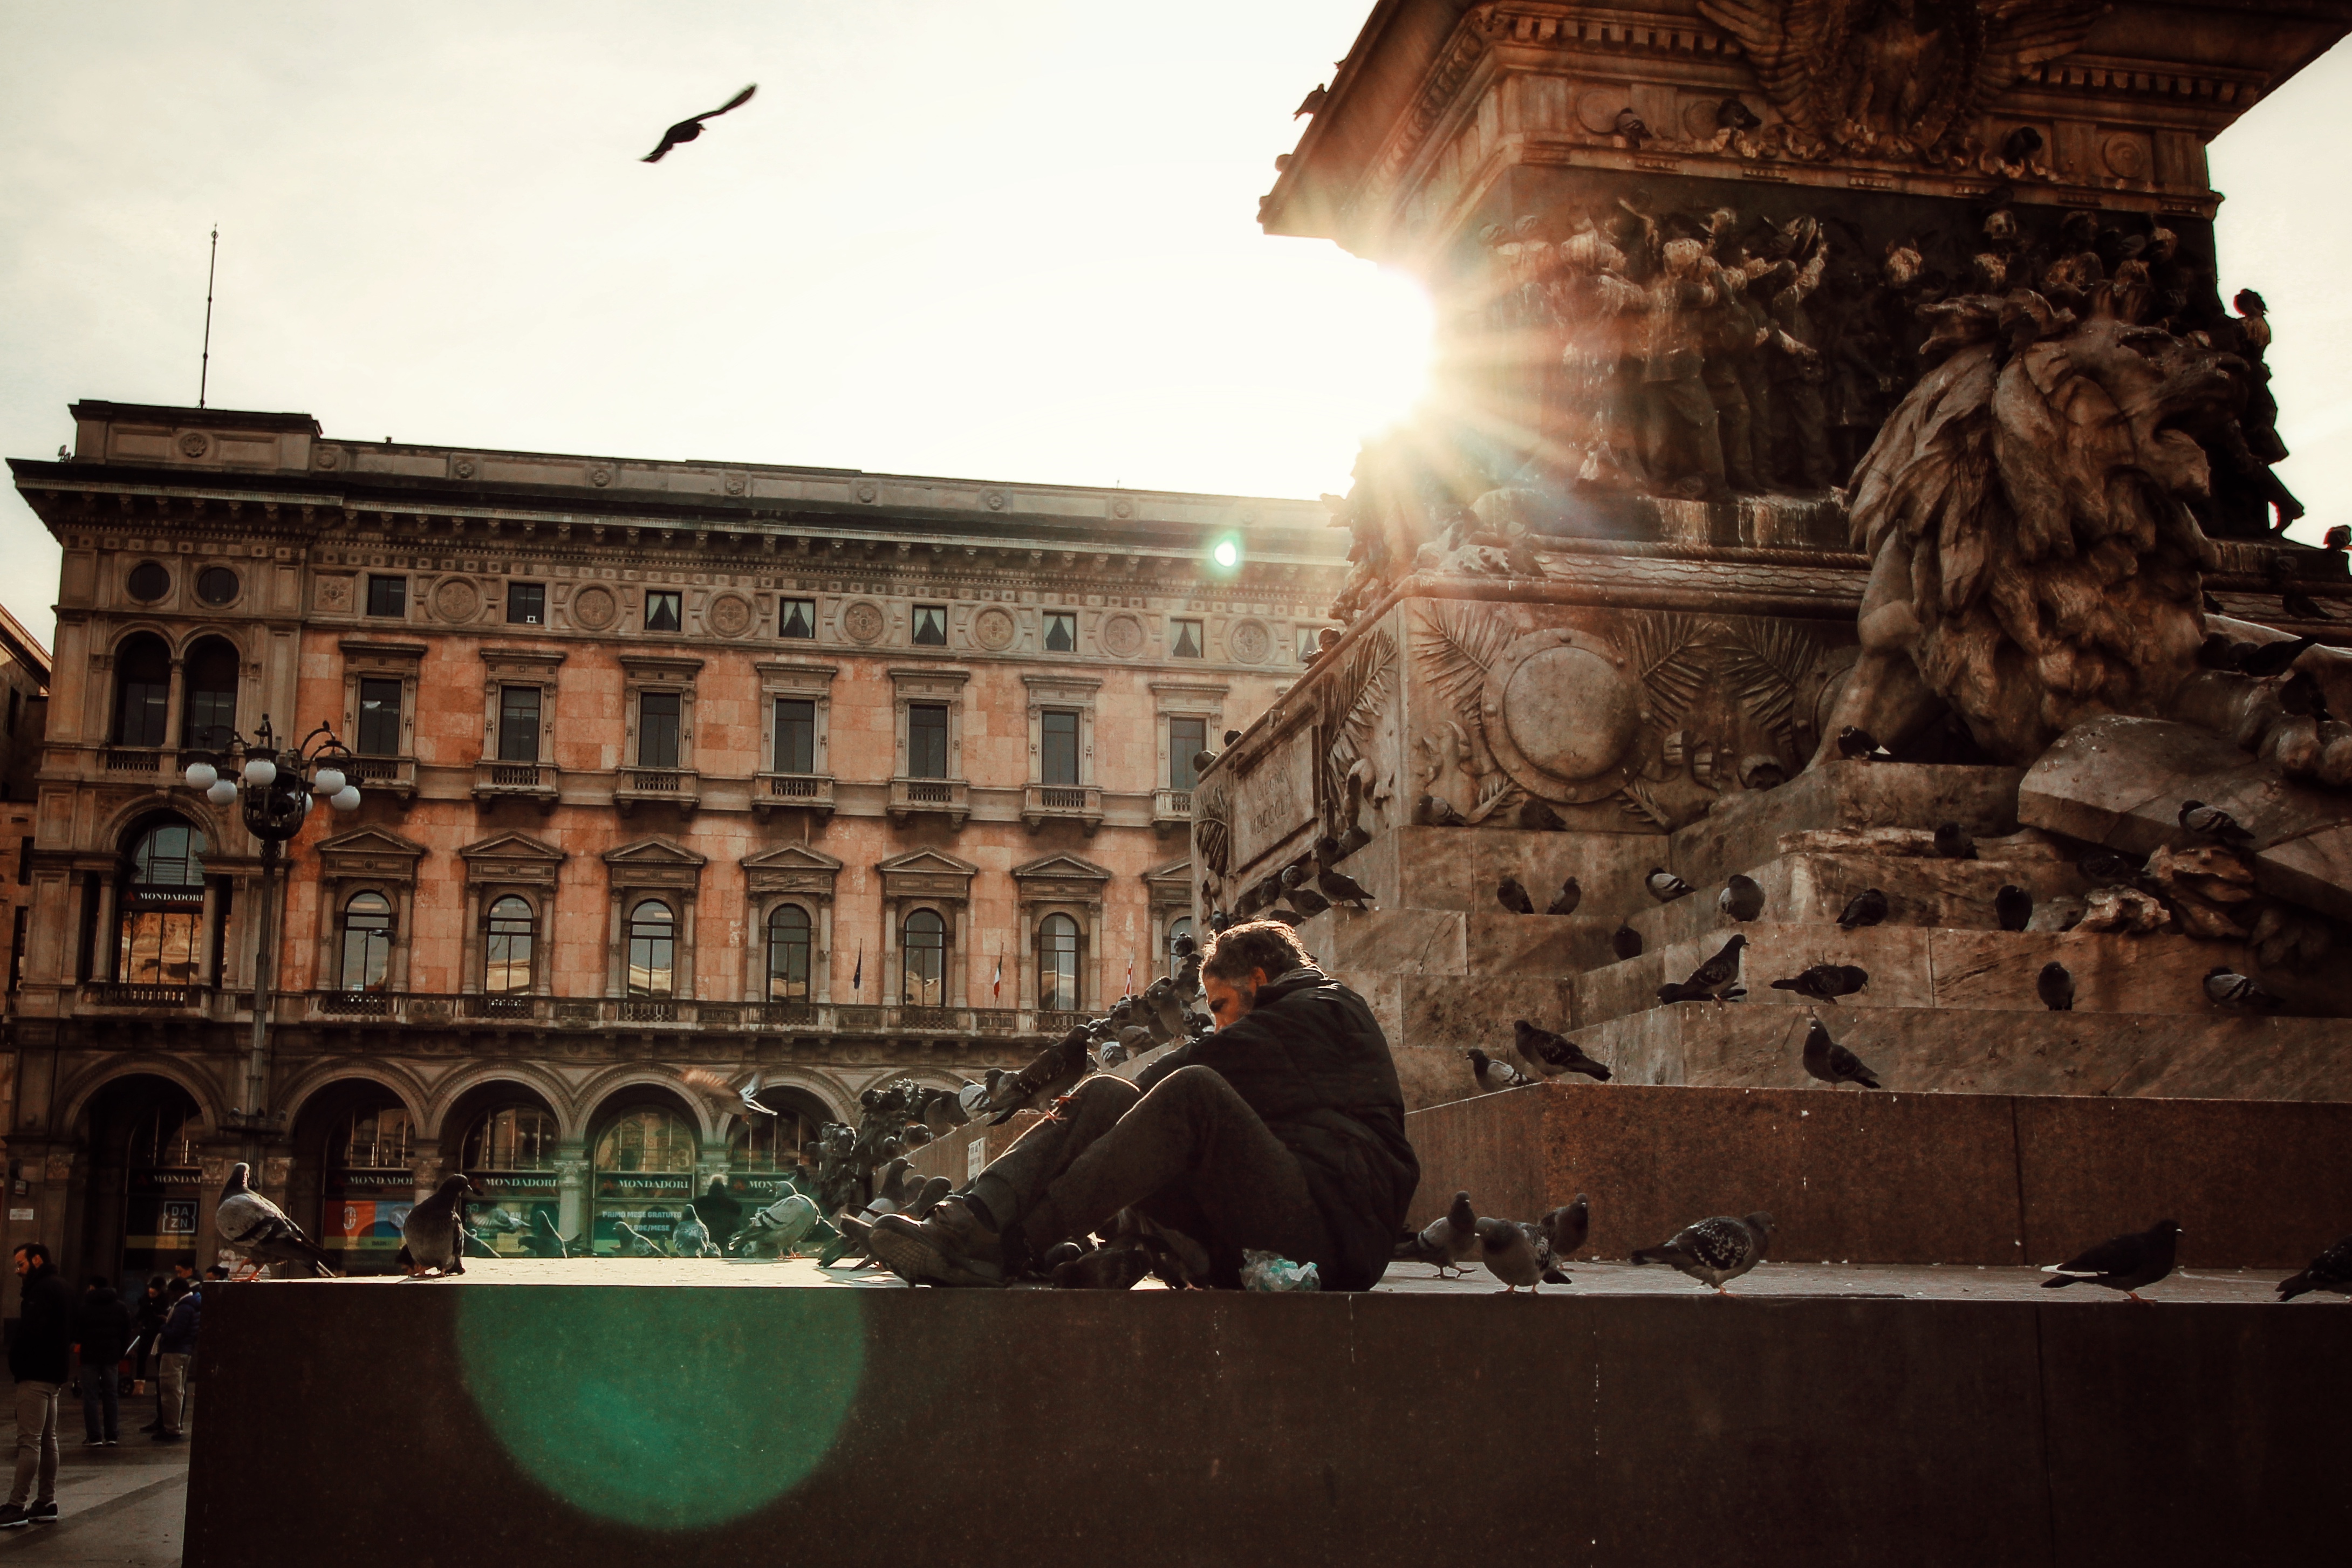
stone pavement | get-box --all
[0,1387,188,1567]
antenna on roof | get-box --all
[199,225,218,409]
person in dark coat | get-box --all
[72,1279,131,1446]
[3,1244,77,1526]
[694,1177,744,1250]
[152,1279,201,1443]
[133,1277,168,1385]
[872,921,1419,1290]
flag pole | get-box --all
[199,225,218,408]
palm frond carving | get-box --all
[1410,601,1515,726]
[1625,612,1710,727]
[1715,618,1820,748]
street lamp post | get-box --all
[182,717,365,1137]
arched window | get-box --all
[593,1107,696,1173]
[627,901,675,998]
[181,637,238,750]
[728,1088,828,1173]
[113,634,170,747]
[119,820,207,987]
[339,892,393,992]
[1166,916,1193,978]
[1037,913,1080,1012]
[484,896,535,995]
[902,908,945,1006]
[463,1106,557,1172]
[330,1105,413,1169]
[591,1104,697,1256]
[767,905,811,1002]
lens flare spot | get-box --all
[1212,538,1240,569]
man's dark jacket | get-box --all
[1134,968,1418,1290]
[10,1263,78,1384]
[159,1286,201,1357]
[75,1284,133,1370]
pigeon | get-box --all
[1192,750,1219,776]
[2000,124,2044,163]
[1768,964,1868,1002]
[1718,874,1765,921]
[1474,1216,1554,1293]
[2201,591,2225,614]
[1632,1212,1775,1293]
[2204,966,2281,1009]
[2325,526,2351,553]
[1613,108,1649,147]
[1546,878,1583,915]
[1282,880,1332,920]
[1512,1018,1613,1081]
[2283,590,2326,621]
[1836,888,1888,929]
[2238,635,2316,678]
[1516,797,1566,832]
[2178,799,2253,846]
[1610,924,1643,960]
[1222,730,1241,746]
[1466,1047,1537,1093]
[2033,960,2076,1011]
[2197,633,2245,670]
[1496,877,1536,914]
[1263,908,1310,929]
[1645,868,1694,903]
[2279,669,2329,720]
[1995,885,2033,932]
[736,1073,777,1117]
[673,1204,719,1258]
[1933,821,1977,860]
[2275,1233,2352,1302]
[398,1174,487,1276]
[521,1210,569,1259]
[1418,794,1467,827]
[1836,727,1893,762]
[1717,97,1762,132]
[1052,1242,1154,1291]
[215,1163,336,1279]
[901,1177,952,1223]
[922,1087,971,1136]
[1802,1017,1881,1088]
[1394,1189,1482,1277]
[1316,864,1375,909]
[2077,848,2140,886]
[1293,83,1328,118]
[1538,1196,1589,1263]
[2040,1219,2182,1301]
[613,1218,667,1259]
[987,1023,1096,1124]
[735,1193,822,1257]
[1679,934,1747,999]
[641,84,757,163]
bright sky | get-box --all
[1,6,2343,656]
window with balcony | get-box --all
[507,582,546,625]
[1044,611,1077,653]
[1037,913,1080,1012]
[902,908,946,1005]
[1168,717,1207,790]
[111,634,170,747]
[367,575,407,618]
[638,691,681,768]
[912,605,948,646]
[498,686,542,763]
[1172,619,1204,659]
[484,895,535,995]
[644,591,682,633]
[339,891,394,992]
[357,678,404,756]
[774,699,815,775]
[627,900,676,997]
[908,703,949,779]
[1041,709,1079,786]
[180,638,238,750]
[766,905,811,1002]
[779,599,815,639]
[117,820,206,988]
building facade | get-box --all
[3,400,1345,1285]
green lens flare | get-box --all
[1212,537,1240,569]
[459,1287,864,1530]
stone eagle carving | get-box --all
[1697,0,2107,160]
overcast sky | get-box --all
[1,5,2342,655]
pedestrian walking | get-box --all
[152,1274,202,1444]
[133,1276,168,1390]
[1,1243,77,1527]
[73,1277,131,1447]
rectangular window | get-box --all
[774,699,816,775]
[912,605,947,646]
[8,907,24,994]
[644,591,682,633]
[116,680,168,748]
[357,678,404,756]
[907,703,949,779]
[1041,710,1079,786]
[1172,619,1204,659]
[16,833,31,887]
[506,581,545,625]
[778,599,815,639]
[6,689,17,735]
[1044,611,1077,653]
[637,690,681,768]
[366,576,406,618]
[498,686,542,763]
[1169,717,1207,791]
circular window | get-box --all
[195,566,239,606]
[126,562,170,602]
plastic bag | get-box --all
[1240,1249,1320,1292]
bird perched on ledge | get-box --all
[1836,726,1894,762]
[1801,1017,1880,1089]
[1513,1019,1612,1081]
[2041,1219,2181,1302]
[1547,877,1583,915]
[1495,876,1535,914]
[399,1173,488,1276]
[1645,868,1693,903]
[216,1163,336,1279]
[1632,1211,1774,1293]
[1394,1189,1481,1278]
[1769,963,1868,1003]
[1836,887,1888,928]
[1465,1047,1536,1094]
[1719,874,1766,921]
[2276,1233,2352,1302]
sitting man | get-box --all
[871,921,1419,1290]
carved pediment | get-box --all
[314,825,428,882]
[1013,852,1112,882]
[742,844,843,872]
[1144,857,1194,904]
[603,836,708,868]
[878,846,977,901]
[459,831,565,864]
[459,831,566,887]
[876,847,978,878]
[743,842,844,897]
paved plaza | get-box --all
[0,1388,187,1567]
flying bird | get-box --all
[398,1173,487,1276]
[2275,1233,2352,1302]
[2178,800,2253,846]
[1836,888,1888,929]
[1718,874,1765,921]
[1769,963,1868,1003]
[2037,961,2075,1011]
[1995,885,2033,932]
[1513,1018,1613,1081]
[1646,868,1694,903]
[1547,878,1583,915]
[215,1162,336,1279]
[1393,1189,1481,1277]
[1610,923,1644,960]
[1495,876,1535,914]
[1466,1047,1537,1093]
[641,84,757,163]
[1836,727,1893,762]
[2204,966,2281,1010]
[1932,821,1977,860]
[1632,1212,1775,1293]
[2040,1219,2182,1302]
[1801,1017,1880,1089]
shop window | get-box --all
[1041,710,1079,786]
[902,909,946,1006]
[907,703,948,779]
[1037,913,1079,1012]
[331,1105,414,1169]
[644,591,682,633]
[465,1107,557,1172]
[627,901,676,997]
[767,905,811,1002]
[507,581,545,625]
[339,891,394,992]
[121,1092,203,1280]
[118,821,206,987]
[357,677,403,756]
[1172,619,1204,659]
[591,1106,698,1255]
[1044,611,1077,653]
[463,1105,561,1256]
[112,634,170,747]
[1168,717,1207,790]
[498,686,542,763]
[366,575,407,619]
[181,637,238,750]
[484,895,535,994]
[322,1102,416,1272]
[774,699,815,775]
[638,690,681,768]
[912,605,947,646]
[779,599,815,639]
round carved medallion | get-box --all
[1479,628,1643,804]
[432,578,482,621]
[724,474,746,496]
[453,456,476,480]
[589,467,613,488]
[572,584,618,630]
[1228,618,1270,663]
[314,447,340,470]
[177,432,210,458]
[1101,613,1144,658]
[707,592,754,636]
[2102,134,2148,180]
[855,481,878,503]
[974,607,1017,651]
[843,600,886,644]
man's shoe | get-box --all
[868,1196,1008,1288]
[152,1432,183,1444]
[104,1438,118,1447]
[138,1422,159,1433]
[27,1502,56,1523]
[0,1505,26,1529]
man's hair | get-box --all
[203,1265,228,1280]
[1200,921,1312,986]
[13,1242,48,1265]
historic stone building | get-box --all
[1,399,1345,1281]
